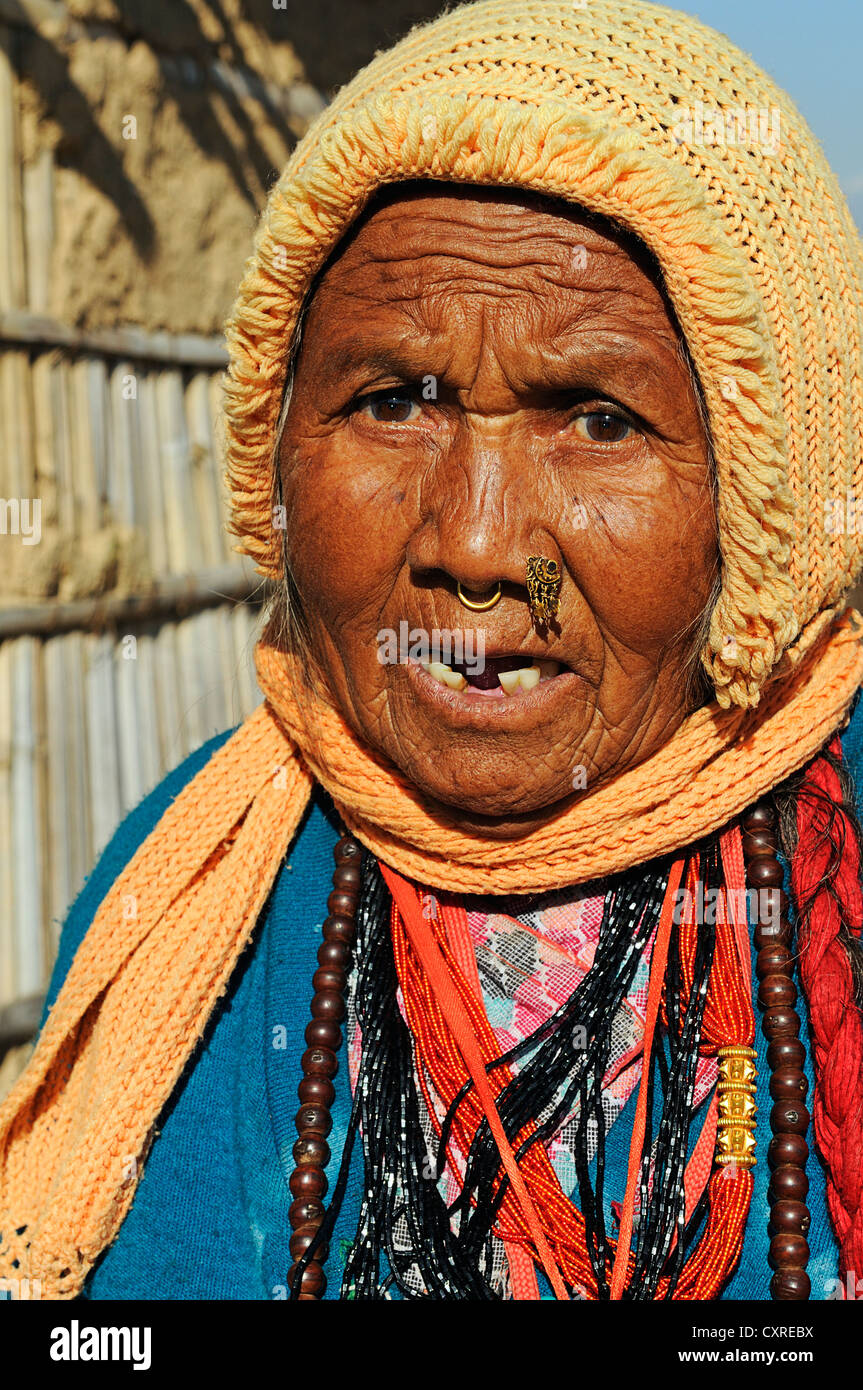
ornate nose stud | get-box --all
[526,555,562,624]
[456,580,502,611]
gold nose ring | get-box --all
[456,580,502,611]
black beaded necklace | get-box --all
[287,800,811,1301]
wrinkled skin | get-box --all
[277,184,718,839]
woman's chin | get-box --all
[414,777,581,837]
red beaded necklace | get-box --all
[287,800,810,1300]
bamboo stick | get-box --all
[186,370,223,568]
[0,348,34,505]
[21,146,53,316]
[17,348,35,500]
[43,633,72,957]
[0,564,262,638]
[156,367,200,575]
[31,348,59,536]
[0,24,25,313]
[194,608,221,743]
[202,608,223,745]
[216,605,242,729]
[231,601,263,719]
[86,354,110,515]
[136,367,169,580]
[228,603,250,718]
[50,352,75,535]
[84,631,121,863]
[209,605,235,738]
[34,630,50,982]
[153,619,183,773]
[0,639,14,1007]
[10,636,43,998]
[108,358,138,528]
[115,627,145,815]
[134,628,163,799]
[0,350,11,503]
[61,630,90,918]
[208,368,233,565]
[176,611,204,755]
[0,310,228,367]
[70,356,100,539]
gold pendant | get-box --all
[526,555,562,624]
[715,1044,758,1169]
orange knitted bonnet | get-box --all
[2,0,863,1298]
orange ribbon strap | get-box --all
[440,900,542,1300]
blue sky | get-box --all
[670,0,862,226]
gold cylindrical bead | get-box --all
[715,1045,758,1169]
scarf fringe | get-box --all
[0,705,312,1297]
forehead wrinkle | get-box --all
[312,241,683,396]
[356,195,643,257]
[324,242,669,337]
[349,195,660,259]
[320,302,682,399]
[410,286,680,379]
[332,208,638,271]
[328,249,583,307]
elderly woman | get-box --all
[2,0,863,1304]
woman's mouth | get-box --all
[417,654,565,699]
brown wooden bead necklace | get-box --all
[288,808,812,1301]
[287,834,362,1300]
[741,800,812,1301]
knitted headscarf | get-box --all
[2,0,863,1298]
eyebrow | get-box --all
[549,339,677,400]
[322,331,679,403]
[324,340,432,380]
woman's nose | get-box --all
[406,438,541,595]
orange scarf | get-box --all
[0,611,861,1297]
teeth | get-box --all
[427,660,467,691]
[518,665,541,691]
[499,664,544,695]
[498,668,523,695]
[420,655,561,695]
[444,670,468,691]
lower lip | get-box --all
[402,658,584,721]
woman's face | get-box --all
[278,186,718,838]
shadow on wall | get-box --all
[8,0,450,268]
[8,0,301,252]
[276,0,452,98]
[9,0,155,252]
[99,0,307,203]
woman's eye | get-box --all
[574,411,633,443]
[360,389,421,423]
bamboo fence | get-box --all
[0,19,270,1083]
